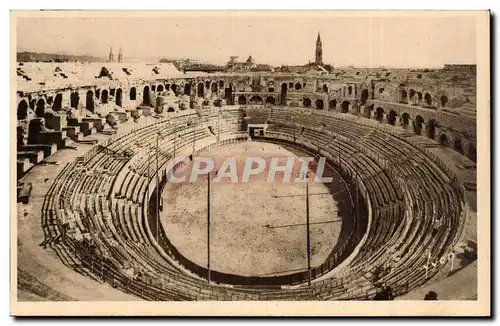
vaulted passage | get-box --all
[266,97,276,105]
[316,99,324,110]
[413,115,424,135]
[86,90,95,112]
[142,86,151,107]
[238,95,246,105]
[401,113,410,129]
[53,93,63,110]
[70,92,80,108]
[198,83,205,98]
[426,119,438,140]
[329,99,337,110]
[361,89,369,105]
[303,98,311,108]
[101,89,109,104]
[387,110,397,125]
[17,100,28,120]
[130,87,137,100]
[35,99,45,117]
[116,88,123,107]
[184,83,191,96]
[250,96,263,105]
[341,101,350,113]
[375,107,384,122]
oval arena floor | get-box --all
[16,106,477,301]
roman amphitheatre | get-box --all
[15,33,478,301]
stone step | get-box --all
[17,150,44,165]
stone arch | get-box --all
[167,107,175,113]
[53,93,63,110]
[322,84,328,93]
[409,89,416,104]
[130,87,137,100]
[401,112,410,129]
[142,86,151,107]
[375,107,384,122]
[70,92,80,108]
[95,89,101,99]
[86,90,95,113]
[303,98,312,108]
[364,104,373,118]
[426,119,438,140]
[281,83,288,105]
[400,89,408,104]
[424,93,432,107]
[295,83,302,91]
[361,89,369,105]
[417,92,423,103]
[413,115,424,135]
[440,95,448,108]
[101,89,109,104]
[29,99,36,110]
[35,98,45,117]
[171,84,178,95]
[184,83,191,96]
[238,95,246,105]
[378,87,385,94]
[347,86,353,96]
[197,83,205,98]
[115,88,123,107]
[467,144,476,162]
[454,137,464,154]
[17,100,28,120]
[211,82,218,93]
[329,99,337,110]
[157,85,164,93]
[316,99,324,110]
[219,80,224,89]
[265,96,276,105]
[341,100,350,113]
[250,96,263,105]
[204,81,210,89]
[387,110,398,125]
[151,85,156,92]
[439,134,449,146]
[165,84,170,91]
[288,82,293,89]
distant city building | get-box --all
[108,47,114,63]
[117,48,123,63]
[315,32,323,65]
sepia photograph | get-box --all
[10,10,490,316]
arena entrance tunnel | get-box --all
[145,138,370,287]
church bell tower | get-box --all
[315,32,323,65]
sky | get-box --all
[16,12,478,68]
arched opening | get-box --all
[250,96,263,105]
[53,93,63,110]
[184,83,191,96]
[387,110,398,125]
[454,137,464,154]
[361,89,369,105]
[303,98,312,108]
[424,93,432,107]
[86,90,95,113]
[211,82,218,93]
[417,92,423,104]
[171,84,178,95]
[341,101,350,113]
[130,87,137,100]
[101,89,109,104]
[322,84,328,93]
[110,88,116,97]
[157,85,164,93]
[197,83,205,98]
[115,88,123,107]
[225,84,234,105]
[17,100,28,120]
[409,89,416,105]
[329,99,337,110]
[95,89,101,99]
[295,83,302,91]
[142,86,151,107]
[400,90,408,104]
[378,88,385,94]
[238,95,246,105]
[151,85,156,92]
[316,99,324,110]
[364,104,373,118]
[439,134,449,146]
[70,92,79,108]
[440,95,448,108]
[426,119,438,140]
[219,80,224,89]
[214,99,222,107]
[375,107,384,122]
[167,107,175,113]
[265,97,276,105]
[29,99,35,110]
[165,84,170,91]
[35,99,45,117]
[401,113,410,129]
[347,86,353,96]
[413,115,424,135]
[281,83,287,105]
[467,144,476,162]
[205,81,211,89]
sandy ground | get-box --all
[161,141,344,276]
